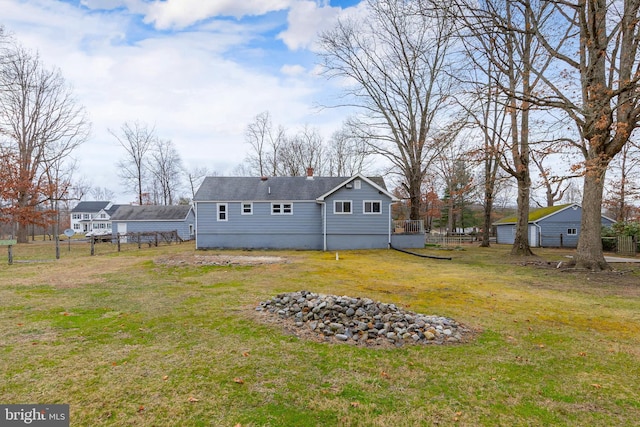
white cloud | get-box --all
[144,0,293,30]
[277,1,341,50]
[2,0,362,202]
[281,64,307,76]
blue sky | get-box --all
[2,0,365,202]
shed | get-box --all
[494,203,615,248]
[110,205,195,241]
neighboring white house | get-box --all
[70,201,123,235]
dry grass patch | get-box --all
[1,242,639,426]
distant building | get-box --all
[494,203,616,248]
[70,201,123,235]
[110,205,195,241]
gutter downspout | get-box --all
[193,201,198,249]
[319,201,326,251]
[388,202,394,248]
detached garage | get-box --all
[110,205,195,242]
[494,203,615,248]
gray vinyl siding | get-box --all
[324,183,391,237]
[495,206,615,248]
[196,201,324,249]
[323,182,392,250]
[112,211,195,241]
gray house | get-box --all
[110,205,195,241]
[494,203,615,248]
[193,172,424,251]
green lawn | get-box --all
[1,241,639,426]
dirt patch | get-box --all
[517,258,640,298]
[155,254,288,267]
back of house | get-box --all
[192,173,400,251]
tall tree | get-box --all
[278,125,325,176]
[455,54,510,247]
[244,111,285,177]
[326,120,373,177]
[0,40,90,243]
[149,138,183,205]
[111,121,155,205]
[456,0,556,256]
[515,0,640,269]
[319,0,459,219]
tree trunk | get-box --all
[574,171,609,270]
[16,223,28,244]
[511,178,534,256]
[408,174,422,220]
[480,189,493,247]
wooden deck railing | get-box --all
[392,220,425,234]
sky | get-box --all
[2,0,366,203]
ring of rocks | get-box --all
[254,290,476,348]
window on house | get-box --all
[72,213,81,220]
[334,201,352,214]
[567,228,577,235]
[73,224,80,230]
[242,202,253,215]
[83,214,90,220]
[100,213,106,219]
[272,203,293,215]
[217,203,228,221]
[364,201,382,214]
[354,180,361,189]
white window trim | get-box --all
[354,179,361,189]
[567,228,577,235]
[217,203,228,222]
[334,200,352,214]
[241,202,253,215]
[271,202,293,215]
[363,200,382,214]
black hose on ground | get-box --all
[389,243,452,260]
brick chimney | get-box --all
[306,167,314,180]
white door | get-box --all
[117,223,127,243]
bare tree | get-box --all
[498,0,640,269]
[149,138,183,205]
[244,111,286,177]
[319,0,459,220]
[603,140,640,222]
[89,186,116,201]
[110,121,155,205]
[530,143,576,207]
[456,0,559,255]
[326,120,374,176]
[437,143,477,233]
[185,165,216,200]
[455,54,511,246]
[278,125,325,176]
[0,40,90,243]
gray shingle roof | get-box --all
[110,205,192,221]
[193,176,389,202]
[71,201,111,212]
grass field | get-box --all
[1,241,639,426]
